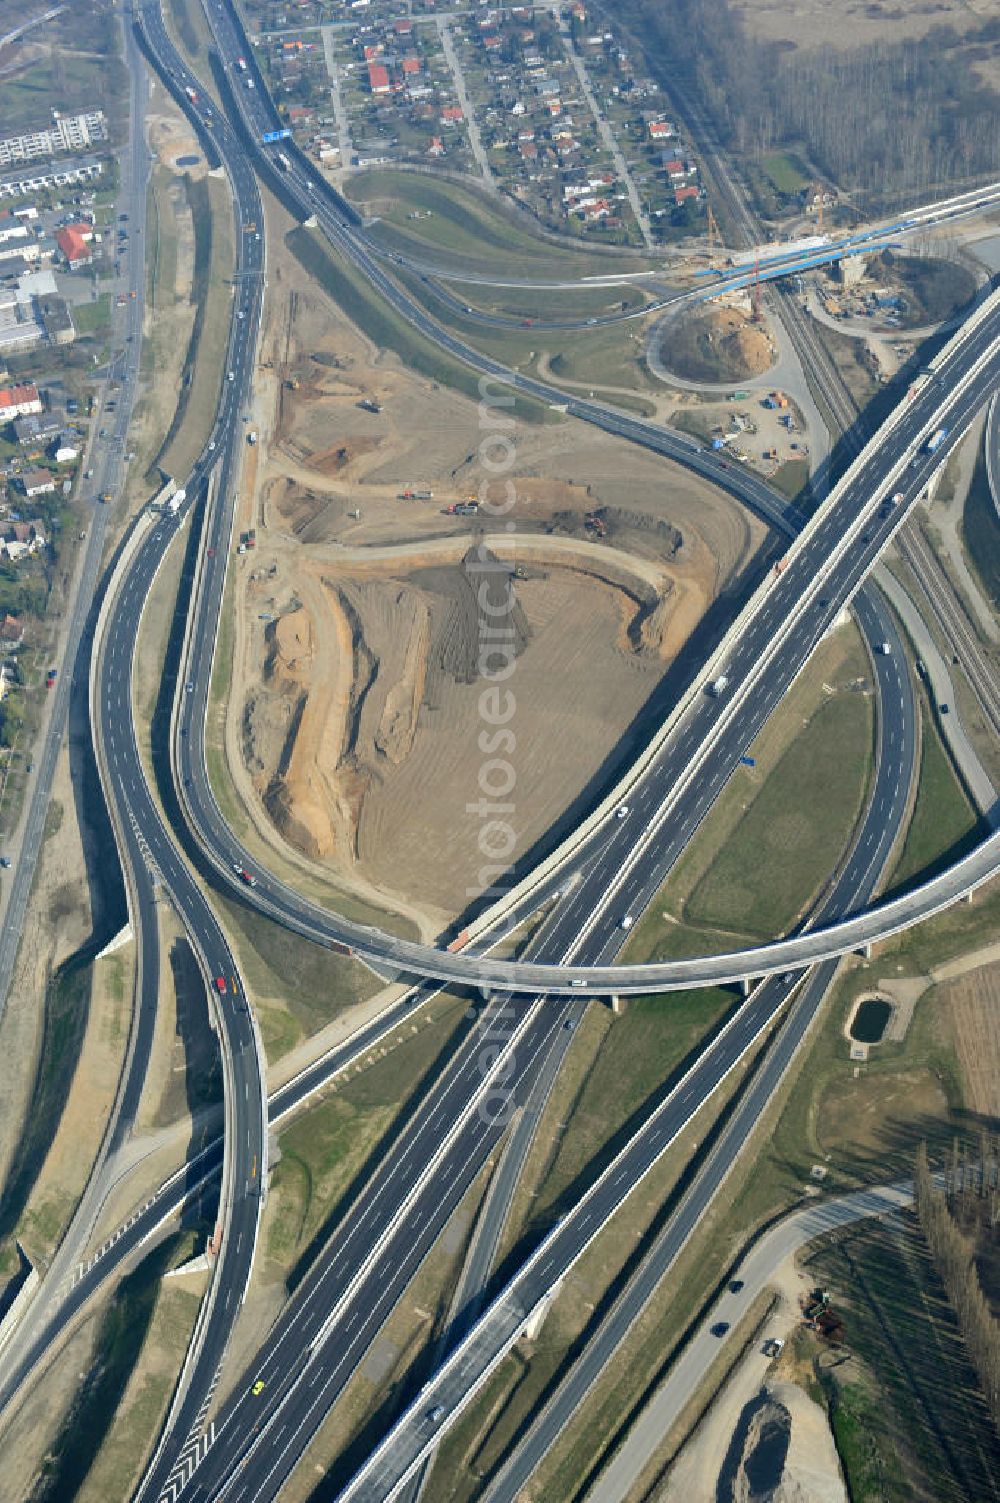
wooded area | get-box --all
[617,0,1000,205]
[915,1140,1000,1435]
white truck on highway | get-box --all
[709,674,729,696]
[156,487,185,516]
[925,427,949,454]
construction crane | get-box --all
[706,203,719,255]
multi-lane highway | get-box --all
[168,580,914,1503]
[53,8,997,1502]
[131,0,1000,1003]
[72,17,275,1498]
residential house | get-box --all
[0,383,42,419]
[17,469,54,498]
[13,413,61,446]
[55,223,94,267]
[0,614,23,650]
[368,61,391,94]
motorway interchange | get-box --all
[2,0,1000,1499]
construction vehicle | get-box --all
[802,1288,831,1323]
[359,398,382,414]
[247,430,258,445]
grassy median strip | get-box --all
[263,994,468,1280]
[627,624,874,960]
[960,443,1000,612]
[887,702,983,896]
[684,693,872,939]
[156,174,235,481]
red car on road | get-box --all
[215,976,227,994]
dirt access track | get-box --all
[225,253,767,925]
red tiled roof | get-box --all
[56,225,91,262]
[0,383,40,411]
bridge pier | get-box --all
[97,922,133,959]
[522,1280,562,1341]
[857,942,872,960]
[609,994,625,1016]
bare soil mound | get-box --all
[663,306,775,385]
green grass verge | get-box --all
[212,889,376,1051]
[769,457,811,503]
[2,957,93,1256]
[959,441,1000,613]
[31,1237,200,1503]
[459,283,652,322]
[267,995,468,1278]
[73,295,112,337]
[886,703,983,895]
[147,165,180,316]
[684,693,872,939]
[627,633,874,961]
[344,168,659,279]
[392,265,654,398]
[531,988,734,1220]
[157,173,235,479]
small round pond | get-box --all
[850,996,892,1044]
